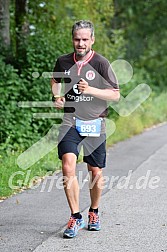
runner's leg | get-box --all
[83,135,106,208]
[62,153,80,214]
[58,126,82,214]
[87,164,103,209]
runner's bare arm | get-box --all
[51,78,65,109]
[51,78,62,96]
[78,78,120,102]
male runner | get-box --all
[51,20,120,238]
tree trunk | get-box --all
[15,0,28,65]
[0,0,10,49]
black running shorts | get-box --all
[58,125,106,168]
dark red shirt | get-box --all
[53,50,119,120]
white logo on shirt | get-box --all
[64,70,70,75]
[67,93,94,102]
[73,84,81,94]
[86,70,95,80]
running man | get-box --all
[51,20,120,238]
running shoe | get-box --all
[63,216,85,238]
[88,212,101,231]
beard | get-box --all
[74,48,90,58]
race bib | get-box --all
[75,118,102,137]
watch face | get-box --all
[52,96,56,102]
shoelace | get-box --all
[67,217,76,229]
[89,212,99,224]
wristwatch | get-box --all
[52,95,60,102]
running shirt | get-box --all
[53,50,119,121]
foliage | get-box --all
[0,56,58,151]
[113,0,167,90]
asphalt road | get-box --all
[0,122,167,252]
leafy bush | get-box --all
[0,56,57,152]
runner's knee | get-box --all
[62,153,76,175]
[88,167,102,180]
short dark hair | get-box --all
[72,20,94,37]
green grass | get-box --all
[107,92,167,146]
[0,92,167,199]
[0,149,61,199]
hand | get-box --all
[53,96,65,109]
[78,78,90,94]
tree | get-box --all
[15,0,28,68]
[0,0,10,50]
[113,0,167,89]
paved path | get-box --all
[0,123,167,252]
